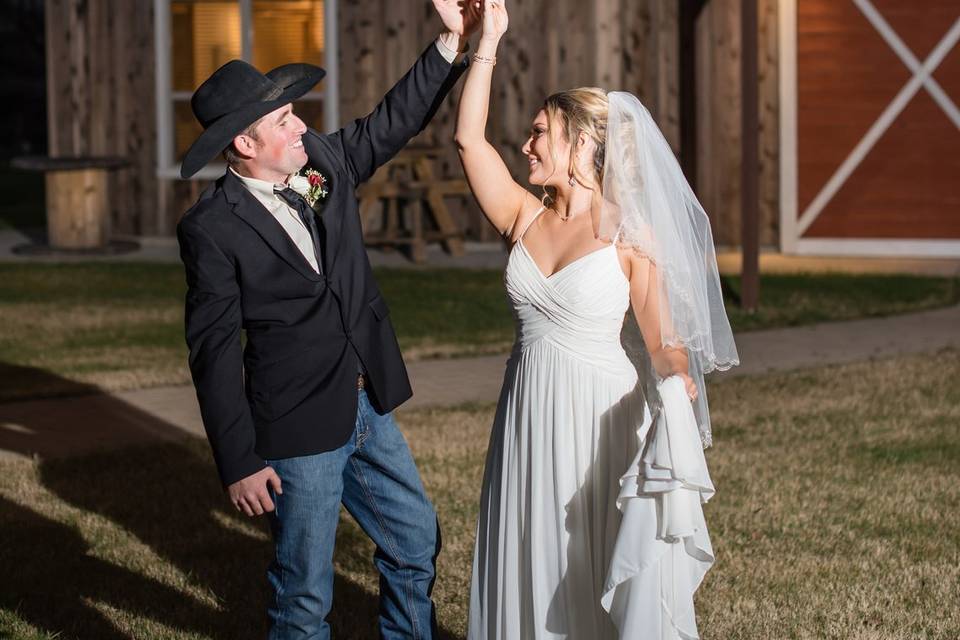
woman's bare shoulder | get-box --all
[507,191,547,245]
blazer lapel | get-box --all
[300,135,343,275]
[317,171,341,274]
[223,171,323,282]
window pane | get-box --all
[252,0,325,84]
[172,1,242,92]
[169,0,328,169]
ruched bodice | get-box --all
[505,239,637,379]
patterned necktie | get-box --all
[275,187,324,274]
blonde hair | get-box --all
[541,87,609,207]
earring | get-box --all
[568,175,577,187]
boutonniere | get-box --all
[302,168,329,208]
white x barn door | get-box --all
[780,0,960,256]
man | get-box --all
[176,3,479,637]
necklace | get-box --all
[551,205,589,222]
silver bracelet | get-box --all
[472,53,497,66]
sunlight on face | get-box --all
[520,109,572,187]
[248,104,309,182]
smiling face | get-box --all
[521,109,573,188]
[233,103,308,183]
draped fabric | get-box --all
[468,222,714,639]
[600,92,740,447]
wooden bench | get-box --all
[357,146,468,263]
[11,155,130,251]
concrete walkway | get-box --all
[4,227,960,276]
[1,303,957,461]
[0,228,511,270]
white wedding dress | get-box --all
[468,212,716,639]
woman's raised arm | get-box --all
[454,0,538,238]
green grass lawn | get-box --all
[0,262,957,401]
[1,350,957,639]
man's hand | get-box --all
[434,0,482,46]
[228,466,283,516]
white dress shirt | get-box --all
[231,168,321,273]
[434,36,465,64]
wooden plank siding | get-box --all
[45,0,158,236]
[43,0,779,246]
[758,0,779,247]
[339,0,694,243]
[695,0,779,247]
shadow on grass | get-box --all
[0,493,220,639]
[0,363,458,639]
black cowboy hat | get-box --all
[180,60,325,179]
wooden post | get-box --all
[740,0,760,311]
[679,0,709,188]
[679,0,697,187]
[45,169,110,249]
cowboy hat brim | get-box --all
[180,64,325,179]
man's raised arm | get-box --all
[322,0,479,185]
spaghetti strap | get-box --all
[516,205,547,244]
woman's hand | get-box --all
[676,372,698,402]
[481,0,509,43]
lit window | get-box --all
[157,0,337,178]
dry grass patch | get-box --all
[0,350,958,638]
[401,351,960,639]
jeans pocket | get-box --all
[355,413,371,448]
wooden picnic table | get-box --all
[357,145,468,263]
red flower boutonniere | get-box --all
[303,168,329,208]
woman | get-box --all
[457,2,739,638]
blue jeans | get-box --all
[265,390,440,639]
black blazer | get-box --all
[178,44,467,486]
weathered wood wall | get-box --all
[42,0,779,245]
[339,0,778,246]
[45,0,158,235]
[758,0,780,247]
[338,0,684,242]
[695,0,779,247]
